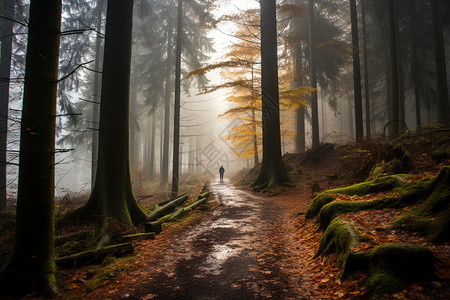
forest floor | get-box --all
[4,127,449,299]
[57,148,354,300]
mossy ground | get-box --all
[344,243,435,299]
[309,155,449,299]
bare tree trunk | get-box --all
[361,0,371,136]
[149,112,156,181]
[410,0,421,128]
[129,85,138,171]
[0,0,61,295]
[251,67,259,165]
[0,0,15,211]
[171,0,183,197]
[252,0,288,190]
[308,0,319,148]
[387,0,400,135]
[76,0,147,225]
[161,24,172,186]
[91,0,104,189]
[350,0,363,138]
[431,0,449,123]
[294,12,306,151]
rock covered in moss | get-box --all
[344,243,435,300]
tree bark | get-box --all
[350,0,363,139]
[308,0,319,149]
[0,0,14,211]
[410,0,421,128]
[431,0,449,123]
[171,0,183,197]
[0,0,61,295]
[294,34,306,152]
[251,66,259,165]
[91,0,104,189]
[149,112,156,180]
[387,0,400,135]
[252,0,288,189]
[161,24,173,186]
[361,0,371,136]
[76,0,147,225]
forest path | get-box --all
[107,180,306,300]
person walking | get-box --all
[219,166,225,182]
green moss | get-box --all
[305,174,410,219]
[393,166,450,242]
[315,218,359,264]
[306,194,336,219]
[343,243,435,300]
[316,175,433,230]
[84,255,137,291]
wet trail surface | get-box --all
[123,181,303,300]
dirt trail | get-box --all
[102,180,306,300]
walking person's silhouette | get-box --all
[219,166,225,182]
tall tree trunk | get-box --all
[0,0,14,211]
[129,85,137,171]
[308,0,319,148]
[159,105,164,176]
[0,0,61,295]
[294,13,306,151]
[395,6,405,132]
[387,0,400,135]
[161,25,172,187]
[76,0,146,225]
[251,67,259,165]
[149,112,156,181]
[350,0,364,138]
[410,0,421,128]
[91,0,104,189]
[171,0,183,197]
[361,0,371,136]
[252,0,288,190]
[431,0,449,123]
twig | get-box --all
[57,60,94,82]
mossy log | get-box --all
[158,197,208,223]
[315,218,359,262]
[120,232,155,242]
[147,194,188,222]
[144,221,162,234]
[393,166,450,242]
[343,243,434,300]
[156,193,187,207]
[197,191,210,200]
[55,242,134,268]
[306,174,411,219]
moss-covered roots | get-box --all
[305,174,413,220]
[343,243,435,300]
[315,218,359,263]
[392,166,450,242]
[310,166,450,299]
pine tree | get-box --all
[0,0,15,211]
[252,0,288,189]
[75,0,147,226]
[0,0,61,295]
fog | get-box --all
[3,0,449,200]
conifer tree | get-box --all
[75,0,147,226]
[0,0,61,295]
